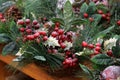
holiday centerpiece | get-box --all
[0,0,120,80]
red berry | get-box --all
[58,29,64,35]
[83,13,88,18]
[52,49,58,53]
[0,13,2,15]
[72,54,76,58]
[107,50,113,56]
[65,59,71,64]
[65,51,71,55]
[47,49,52,53]
[89,17,94,22]
[17,20,24,25]
[102,14,107,19]
[106,13,111,17]
[34,32,40,38]
[26,29,32,34]
[95,43,101,47]
[106,17,110,21]
[72,58,78,63]
[51,31,58,37]
[27,35,34,40]
[97,10,103,14]
[66,32,72,36]
[72,63,76,67]
[0,15,3,19]
[63,64,69,69]
[66,38,72,42]
[34,24,40,29]
[117,20,120,26]
[54,27,59,31]
[19,28,25,32]
[58,40,63,44]
[95,46,101,52]
[25,19,31,25]
[60,35,66,41]
[60,43,66,49]
[82,41,88,47]
[39,31,47,36]
[55,22,60,27]
[33,20,38,25]
[88,44,94,49]
[36,38,40,44]
[94,50,100,55]
[23,37,27,42]
[63,61,66,65]
[1,19,6,22]
[43,36,48,41]
[43,17,47,21]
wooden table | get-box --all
[0,44,87,80]
[0,55,88,80]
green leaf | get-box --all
[47,54,64,65]
[10,21,19,34]
[51,18,65,26]
[87,2,96,15]
[56,8,64,18]
[2,42,16,55]
[80,64,94,79]
[93,25,114,40]
[80,2,88,16]
[0,1,15,12]
[45,54,64,70]
[0,33,11,43]
[112,38,120,57]
[12,46,19,55]
[34,56,46,61]
[63,0,73,31]
[23,0,57,18]
[91,54,113,65]
[63,0,73,23]
[96,4,108,13]
[70,19,87,25]
[91,14,101,26]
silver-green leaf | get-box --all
[34,56,46,61]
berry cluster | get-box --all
[83,13,94,22]
[82,41,113,57]
[18,19,47,43]
[62,50,78,68]
[97,10,111,22]
[48,22,73,50]
[47,24,73,50]
[0,13,6,22]
[18,19,78,68]
[47,22,78,68]
[82,41,102,57]
[83,10,111,23]
[63,55,78,68]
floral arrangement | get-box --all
[0,0,120,80]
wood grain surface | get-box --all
[0,61,13,80]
